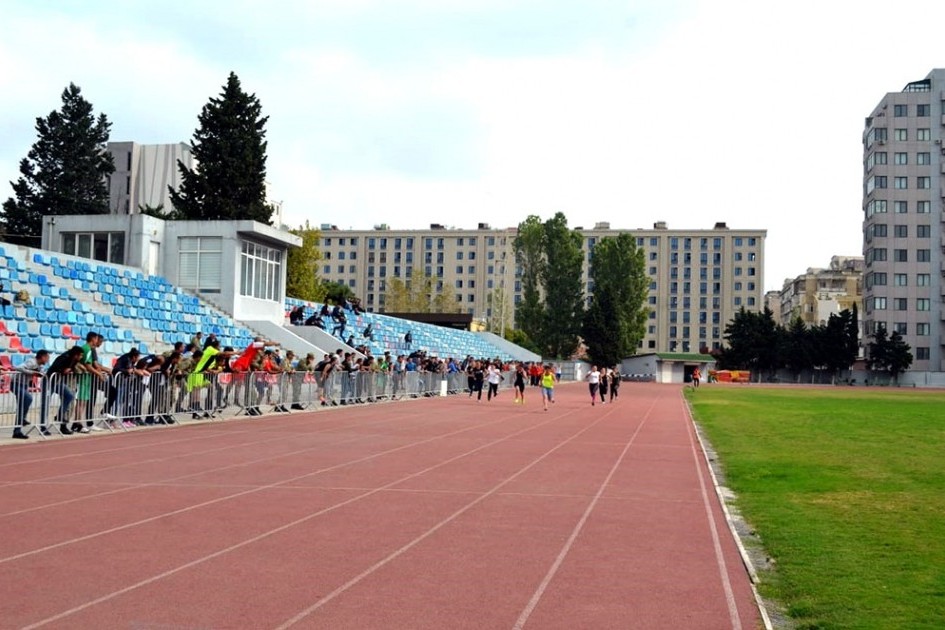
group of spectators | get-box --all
[287,301,413,351]
[3,328,532,440]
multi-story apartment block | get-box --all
[776,256,864,327]
[862,69,945,371]
[317,221,766,354]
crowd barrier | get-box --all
[0,367,517,439]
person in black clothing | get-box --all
[331,306,347,337]
[363,323,374,341]
[471,360,485,401]
[404,330,412,349]
[289,306,305,325]
[45,346,84,435]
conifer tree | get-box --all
[1,83,114,245]
[170,72,272,223]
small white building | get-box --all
[621,353,716,384]
[41,214,300,324]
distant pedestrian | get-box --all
[513,363,526,404]
[541,365,556,411]
[586,365,600,406]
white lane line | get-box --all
[23,406,580,629]
[274,406,618,629]
[0,410,436,518]
[0,408,530,565]
[681,391,743,630]
[512,396,657,629]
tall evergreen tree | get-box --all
[1,83,114,245]
[718,307,782,381]
[170,72,272,223]
[540,212,584,358]
[582,233,648,367]
[868,325,912,383]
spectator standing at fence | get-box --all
[10,349,49,439]
[46,345,84,435]
[106,348,142,425]
[74,332,108,433]
[586,365,601,406]
[541,364,557,411]
[513,363,527,405]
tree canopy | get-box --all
[383,267,458,313]
[512,212,584,358]
[582,233,648,367]
[1,83,114,245]
[285,221,323,302]
[867,325,913,383]
[169,72,272,223]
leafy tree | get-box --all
[513,215,544,344]
[868,325,913,384]
[718,307,782,381]
[383,267,457,313]
[539,212,585,359]
[782,316,813,381]
[169,72,272,223]
[582,233,648,367]
[1,83,114,245]
[285,221,323,302]
[322,281,354,306]
[504,328,541,355]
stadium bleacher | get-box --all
[0,241,523,370]
[284,297,516,361]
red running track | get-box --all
[0,383,760,629]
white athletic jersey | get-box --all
[587,370,600,384]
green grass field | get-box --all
[686,387,945,630]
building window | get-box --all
[917,273,930,286]
[894,104,908,116]
[866,199,887,216]
[893,225,907,238]
[872,272,887,286]
[917,322,930,335]
[894,152,908,165]
[894,176,908,189]
[916,347,931,360]
[239,241,284,300]
[893,322,907,335]
[895,128,908,141]
[917,201,931,213]
[917,104,930,116]
[61,231,126,265]
[917,128,931,141]
[894,201,908,214]
[917,152,931,165]
[180,236,223,294]
[894,249,908,262]
[917,225,931,238]
[894,298,908,311]
[893,273,907,286]
[917,249,931,262]
[917,298,930,311]
[917,176,931,189]
[873,224,889,237]
[873,297,887,310]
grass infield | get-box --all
[686,386,945,630]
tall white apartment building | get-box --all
[862,69,945,371]
[317,221,766,354]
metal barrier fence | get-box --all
[1,368,518,439]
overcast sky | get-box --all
[2,0,945,291]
